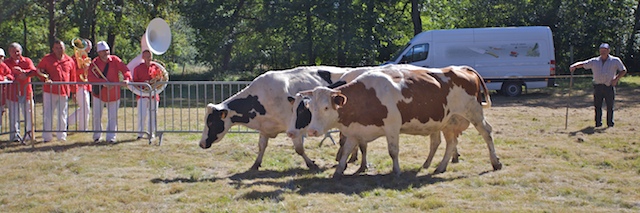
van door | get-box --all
[399,43,430,67]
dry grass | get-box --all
[0,77,639,212]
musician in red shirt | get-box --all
[133,50,160,140]
[0,48,15,131]
[3,42,36,142]
[87,41,132,143]
[68,40,93,131]
[36,39,77,142]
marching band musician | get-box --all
[3,42,37,142]
[36,39,76,142]
[0,48,15,132]
[68,39,93,131]
[87,41,132,143]
[133,49,159,140]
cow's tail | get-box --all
[466,66,492,108]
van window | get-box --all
[400,43,429,63]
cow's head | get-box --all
[306,87,347,137]
[200,103,231,149]
[286,91,313,138]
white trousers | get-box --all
[92,97,119,141]
[137,97,158,138]
[8,97,33,141]
[42,92,68,141]
[68,87,91,131]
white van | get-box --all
[385,26,556,96]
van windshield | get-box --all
[388,43,411,63]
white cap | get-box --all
[96,41,110,52]
[0,48,5,57]
[599,43,610,49]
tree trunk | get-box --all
[221,0,246,71]
[22,17,28,56]
[305,2,314,65]
[624,0,640,71]
[365,0,376,64]
[411,0,422,36]
[107,0,124,54]
[47,0,57,49]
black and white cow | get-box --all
[300,65,501,178]
[199,66,349,170]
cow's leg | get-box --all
[451,143,460,163]
[434,130,458,174]
[386,134,401,176]
[292,136,320,170]
[474,119,502,171]
[336,133,359,163]
[422,133,441,169]
[250,134,269,170]
[355,142,368,174]
[333,137,358,179]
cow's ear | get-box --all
[219,109,228,119]
[287,96,295,104]
[332,94,347,109]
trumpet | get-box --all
[71,38,92,82]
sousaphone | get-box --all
[127,18,171,97]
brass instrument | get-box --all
[126,18,172,97]
[90,61,109,82]
[71,38,92,82]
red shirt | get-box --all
[0,62,14,81]
[37,53,76,96]
[87,55,132,102]
[0,62,14,106]
[70,55,92,92]
[133,62,161,101]
[4,56,36,101]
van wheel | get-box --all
[501,82,522,97]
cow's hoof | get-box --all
[433,168,446,174]
[347,156,358,164]
[332,173,344,180]
[493,162,503,171]
[307,163,320,171]
[249,163,261,171]
[452,156,460,164]
[355,166,367,174]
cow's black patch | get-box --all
[295,98,312,129]
[328,80,347,89]
[317,70,334,85]
[205,109,227,148]
[227,95,267,123]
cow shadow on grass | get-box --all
[150,176,222,184]
[232,168,475,199]
[229,167,328,182]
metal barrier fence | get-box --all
[155,81,255,144]
[1,75,590,146]
[1,80,256,145]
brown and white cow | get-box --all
[287,65,465,173]
[199,66,349,171]
[302,65,501,178]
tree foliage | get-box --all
[1,0,639,79]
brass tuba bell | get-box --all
[127,18,171,97]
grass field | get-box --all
[0,76,639,212]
